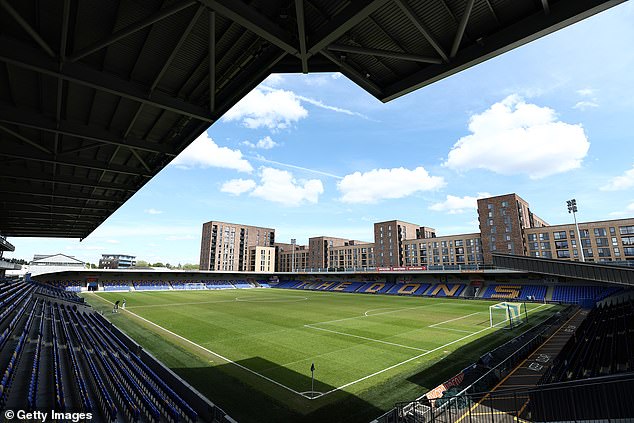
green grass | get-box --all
[83,289,560,423]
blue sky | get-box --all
[8,2,634,265]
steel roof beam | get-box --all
[0,216,99,225]
[0,208,107,219]
[0,0,56,57]
[450,0,476,58]
[69,1,197,62]
[0,185,123,203]
[542,0,551,15]
[307,0,389,57]
[198,0,299,56]
[394,0,449,63]
[295,0,308,73]
[328,43,443,64]
[0,106,176,155]
[209,10,216,112]
[0,167,135,192]
[320,50,383,98]
[0,38,214,123]
[384,0,625,101]
[151,5,205,91]
[4,200,113,211]
[0,123,52,155]
[0,145,152,177]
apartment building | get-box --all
[200,195,634,272]
[477,194,548,263]
[248,246,276,272]
[403,233,483,267]
[199,221,275,271]
[276,242,309,272]
[307,236,351,270]
[524,218,634,262]
[329,241,375,270]
[373,220,421,267]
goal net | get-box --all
[489,302,527,329]
[184,282,206,290]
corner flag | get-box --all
[311,363,315,372]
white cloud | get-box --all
[220,178,257,196]
[577,88,595,96]
[337,166,445,204]
[295,95,369,119]
[264,74,284,86]
[257,136,278,149]
[444,95,590,179]
[144,208,163,215]
[429,193,492,214]
[105,239,120,244]
[601,164,634,191]
[250,168,324,206]
[171,132,252,172]
[223,88,308,130]
[220,168,324,206]
[573,101,598,110]
[242,136,279,150]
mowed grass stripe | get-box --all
[92,290,559,404]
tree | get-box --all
[182,263,199,270]
[152,262,165,268]
[136,260,148,267]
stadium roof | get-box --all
[0,0,624,239]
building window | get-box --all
[610,227,616,235]
[487,204,493,209]
[501,201,509,207]
[527,234,536,242]
[594,228,607,237]
[557,250,570,258]
[620,226,634,235]
[624,247,634,256]
[553,231,567,240]
[614,247,620,257]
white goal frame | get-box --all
[489,302,527,329]
[184,282,206,290]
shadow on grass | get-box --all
[173,357,384,423]
[406,307,562,391]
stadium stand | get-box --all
[386,283,430,296]
[133,280,171,291]
[541,300,634,383]
[482,284,547,300]
[0,280,230,422]
[101,280,132,292]
[424,283,466,297]
[552,285,622,304]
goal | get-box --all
[489,302,527,329]
[184,282,206,290]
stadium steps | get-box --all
[545,285,554,301]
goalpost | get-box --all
[489,302,528,329]
[184,282,206,290]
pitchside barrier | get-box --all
[372,307,574,423]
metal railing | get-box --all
[389,372,634,423]
[373,308,573,423]
[280,264,510,273]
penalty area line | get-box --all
[304,324,429,352]
[89,293,311,399]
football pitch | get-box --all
[84,289,561,423]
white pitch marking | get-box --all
[310,315,515,399]
[304,324,429,352]
[90,294,309,398]
[310,302,447,326]
[364,307,402,317]
[428,326,476,334]
[429,311,481,327]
